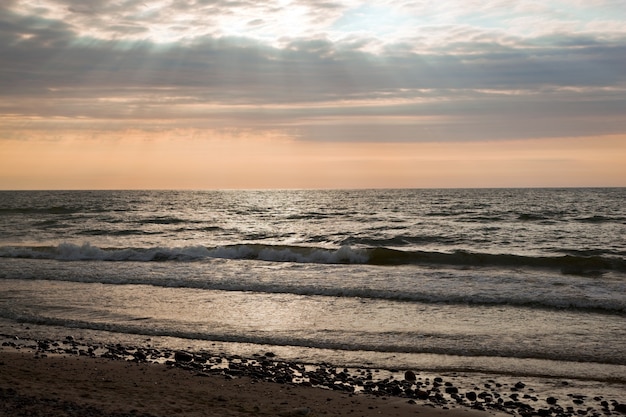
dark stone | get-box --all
[174,351,194,362]
[614,403,626,414]
[133,350,147,361]
[415,390,430,399]
[431,392,446,404]
[265,351,276,358]
[445,386,459,394]
[547,397,558,405]
[466,391,477,402]
[515,381,526,389]
[478,392,492,400]
[404,370,417,381]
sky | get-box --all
[1,0,625,189]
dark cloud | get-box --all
[58,0,148,15]
[3,23,623,96]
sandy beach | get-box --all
[2,331,626,417]
[0,346,505,417]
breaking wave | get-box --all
[1,242,624,274]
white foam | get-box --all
[0,242,370,264]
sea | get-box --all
[1,189,625,403]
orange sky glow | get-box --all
[2,130,624,189]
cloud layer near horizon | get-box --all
[1,0,625,188]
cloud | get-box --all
[1,0,625,143]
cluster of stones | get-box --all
[3,335,625,417]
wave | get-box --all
[576,215,613,223]
[517,213,552,221]
[368,247,626,274]
[1,244,624,315]
[0,243,369,264]
[338,235,459,247]
[3,269,623,315]
[0,206,82,215]
[76,229,163,236]
[423,210,623,224]
[1,243,624,274]
[2,313,625,367]
[135,216,198,225]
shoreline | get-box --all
[2,335,625,417]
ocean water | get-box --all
[1,189,625,401]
